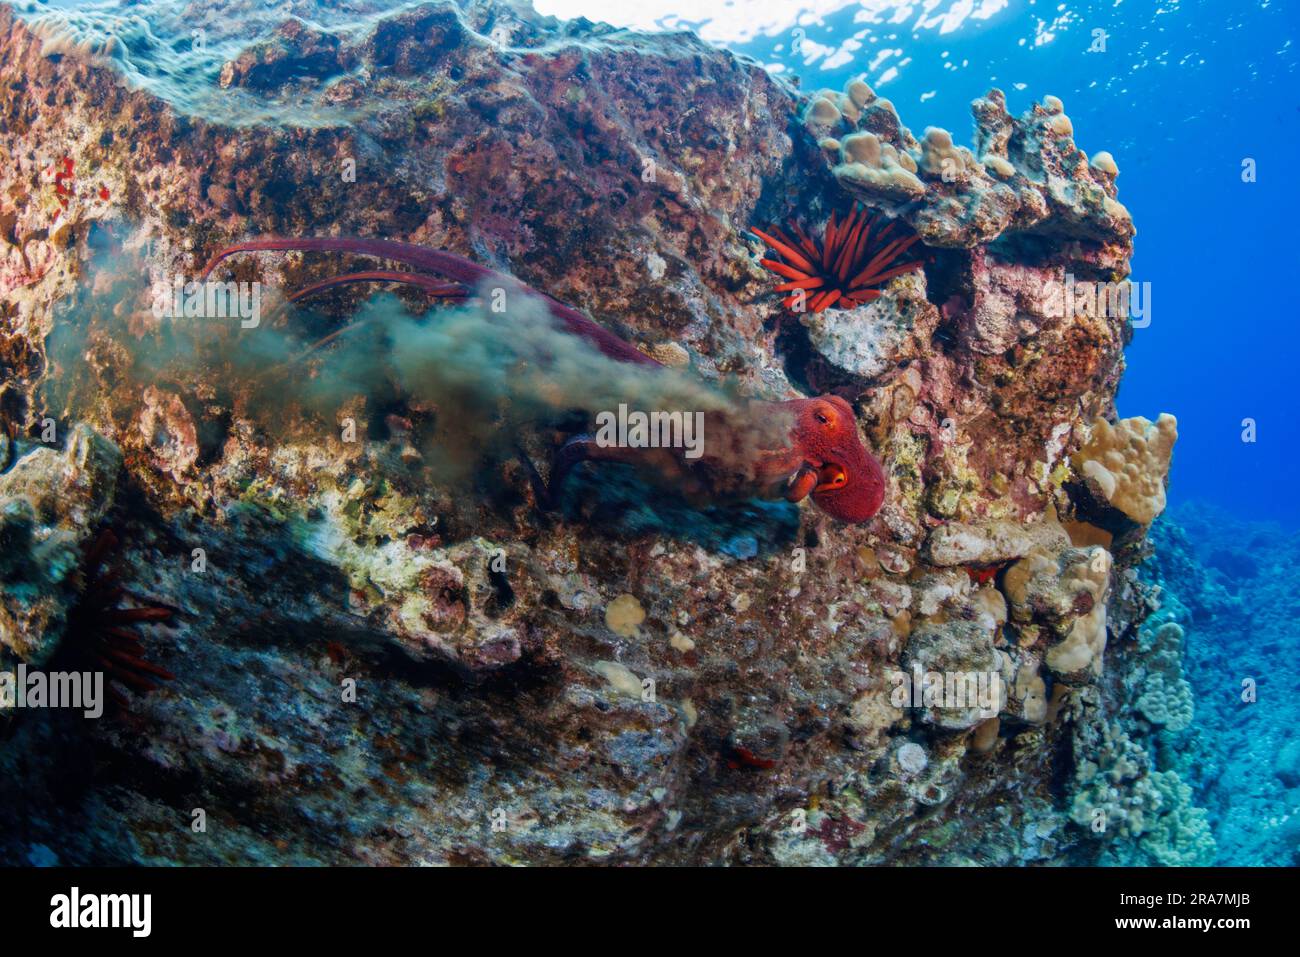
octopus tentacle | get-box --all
[285,270,468,304]
[201,237,661,368]
[201,237,888,524]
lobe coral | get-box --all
[756,205,926,313]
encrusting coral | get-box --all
[1003,544,1112,679]
[801,79,1134,250]
[0,425,122,665]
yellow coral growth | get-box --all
[605,593,646,637]
[1072,414,1178,525]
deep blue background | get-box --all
[727,0,1299,525]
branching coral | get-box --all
[755,205,925,314]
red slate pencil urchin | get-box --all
[66,529,175,711]
[754,205,926,314]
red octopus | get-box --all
[200,237,887,523]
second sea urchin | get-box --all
[66,530,175,712]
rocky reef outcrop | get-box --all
[0,0,1202,865]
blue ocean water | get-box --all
[550,0,1300,526]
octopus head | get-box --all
[787,395,887,524]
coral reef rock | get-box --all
[0,0,1198,865]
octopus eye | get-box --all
[816,463,849,492]
[814,408,833,426]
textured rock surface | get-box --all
[804,83,1133,254]
[0,0,1198,865]
[0,425,122,662]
